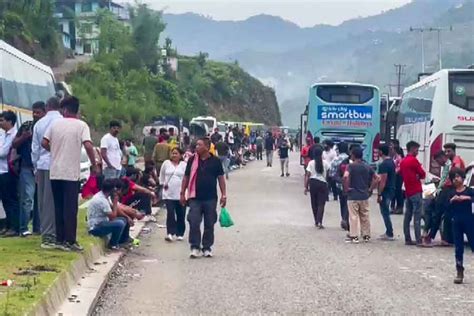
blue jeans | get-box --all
[19,168,35,233]
[89,217,130,247]
[453,212,474,266]
[404,193,423,243]
[219,156,230,179]
[379,190,395,237]
[103,167,122,180]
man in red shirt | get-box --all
[399,141,426,246]
[444,143,466,171]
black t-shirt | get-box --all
[347,162,375,201]
[215,141,229,157]
[16,121,34,168]
[210,132,222,144]
[185,155,224,201]
[448,187,474,217]
[279,145,289,159]
[378,158,396,193]
[264,136,274,150]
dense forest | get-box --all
[1,1,281,139]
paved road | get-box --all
[94,152,474,315]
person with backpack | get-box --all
[330,142,350,231]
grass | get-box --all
[0,208,99,316]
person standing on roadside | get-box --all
[343,146,377,243]
[226,126,234,150]
[125,139,138,168]
[180,138,226,259]
[143,128,158,163]
[301,137,313,172]
[256,132,263,161]
[152,135,171,176]
[42,96,97,252]
[390,139,405,214]
[210,128,222,145]
[264,131,275,167]
[399,141,426,246]
[101,120,122,179]
[13,101,46,237]
[0,111,19,237]
[159,148,187,242]
[377,144,396,241]
[444,143,465,171]
[278,139,290,177]
[323,140,338,201]
[32,97,62,248]
[305,147,330,228]
[330,142,350,231]
[446,168,474,284]
[216,138,230,180]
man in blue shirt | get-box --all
[13,101,46,237]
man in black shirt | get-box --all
[181,137,227,258]
[279,139,290,177]
[13,101,46,236]
[264,132,275,167]
[377,144,396,240]
[215,140,230,180]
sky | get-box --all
[128,0,413,27]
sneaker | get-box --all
[145,215,157,223]
[66,242,84,252]
[189,248,201,259]
[40,241,57,249]
[203,250,213,258]
[280,174,284,177]
[176,236,184,241]
[165,234,174,242]
[55,243,71,251]
[108,245,121,251]
[363,235,371,243]
[286,173,290,177]
[0,228,7,235]
[378,234,395,241]
[345,236,359,243]
[317,224,325,229]
[405,240,417,246]
[3,230,19,237]
[20,231,32,237]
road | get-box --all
[94,152,474,315]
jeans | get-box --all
[19,168,35,233]
[0,172,19,233]
[309,179,328,225]
[51,180,80,244]
[256,145,263,160]
[338,190,349,230]
[403,193,423,243]
[391,174,405,211]
[379,190,395,237]
[32,187,40,233]
[126,192,152,215]
[280,158,289,175]
[452,212,474,266]
[429,188,451,241]
[37,170,56,242]
[165,200,186,237]
[219,156,230,179]
[266,150,273,166]
[187,199,218,251]
[89,217,130,247]
[103,167,121,180]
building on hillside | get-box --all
[54,0,130,55]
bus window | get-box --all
[398,85,434,126]
[316,85,374,104]
[449,73,474,111]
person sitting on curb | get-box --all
[87,179,132,250]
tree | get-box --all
[197,51,209,69]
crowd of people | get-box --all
[301,136,474,284]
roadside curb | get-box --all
[29,208,159,316]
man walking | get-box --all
[180,138,226,258]
[256,132,263,161]
[377,144,396,241]
[343,146,377,243]
[399,141,426,246]
[153,135,171,176]
[278,139,290,177]
[101,120,122,179]
[42,96,97,251]
[0,111,19,237]
[143,128,158,163]
[13,101,46,236]
[32,97,62,248]
[330,142,350,230]
[264,132,274,167]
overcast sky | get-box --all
[127,0,412,27]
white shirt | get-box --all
[228,131,234,144]
[323,148,337,164]
[31,110,62,171]
[0,127,17,174]
[44,118,92,181]
[159,160,187,200]
[100,133,122,170]
[306,160,330,183]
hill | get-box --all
[161,0,473,127]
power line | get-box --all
[409,26,453,72]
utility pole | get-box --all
[410,26,453,72]
[395,64,406,97]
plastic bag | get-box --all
[219,207,234,228]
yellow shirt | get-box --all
[209,143,216,156]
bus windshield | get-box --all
[449,72,474,111]
[316,85,374,104]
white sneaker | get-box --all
[189,249,201,259]
[21,231,32,237]
[165,234,174,242]
[176,236,184,241]
[145,215,157,223]
[203,250,213,258]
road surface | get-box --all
[94,152,474,315]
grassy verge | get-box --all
[0,208,98,316]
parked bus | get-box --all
[303,82,381,164]
[0,40,57,125]
[396,69,474,177]
[190,116,217,134]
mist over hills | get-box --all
[162,0,474,127]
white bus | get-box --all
[190,116,217,134]
[0,40,57,125]
[396,69,474,177]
